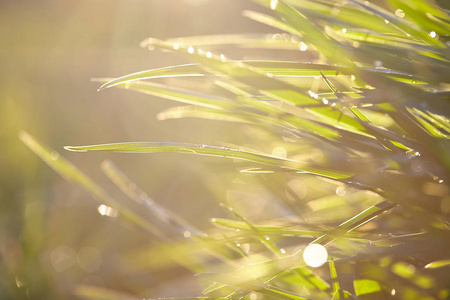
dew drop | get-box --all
[303,244,328,268]
[299,42,308,51]
[270,0,278,10]
[172,43,180,50]
[50,151,60,160]
[384,19,390,24]
[395,9,405,18]
[336,185,347,196]
[183,231,192,238]
[342,28,347,33]
[206,51,213,58]
[429,31,437,38]
[322,98,329,105]
[97,205,118,218]
[187,46,195,54]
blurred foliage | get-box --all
[3,0,450,299]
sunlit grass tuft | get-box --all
[21,0,450,299]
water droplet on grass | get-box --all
[97,205,118,217]
[395,9,405,18]
[188,46,195,54]
[299,42,308,51]
[50,151,59,160]
[270,0,278,10]
[303,244,328,268]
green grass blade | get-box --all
[212,218,324,237]
[424,259,450,269]
[353,279,383,298]
[97,79,241,110]
[98,64,204,90]
[309,201,398,246]
[64,142,353,179]
[250,0,353,66]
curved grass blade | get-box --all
[64,142,353,180]
[98,64,205,90]
[97,79,240,110]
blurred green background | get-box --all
[0,0,270,299]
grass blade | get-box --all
[64,142,353,180]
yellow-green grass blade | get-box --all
[424,259,450,269]
[309,200,398,246]
[250,0,354,66]
[347,0,446,49]
[98,64,205,90]
[64,142,353,180]
[353,279,383,298]
[284,0,400,34]
[388,0,450,35]
[97,79,241,110]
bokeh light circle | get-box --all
[303,244,328,268]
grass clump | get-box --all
[23,0,449,299]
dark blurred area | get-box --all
[0,0,269,299]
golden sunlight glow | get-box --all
[303,244,328,268]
